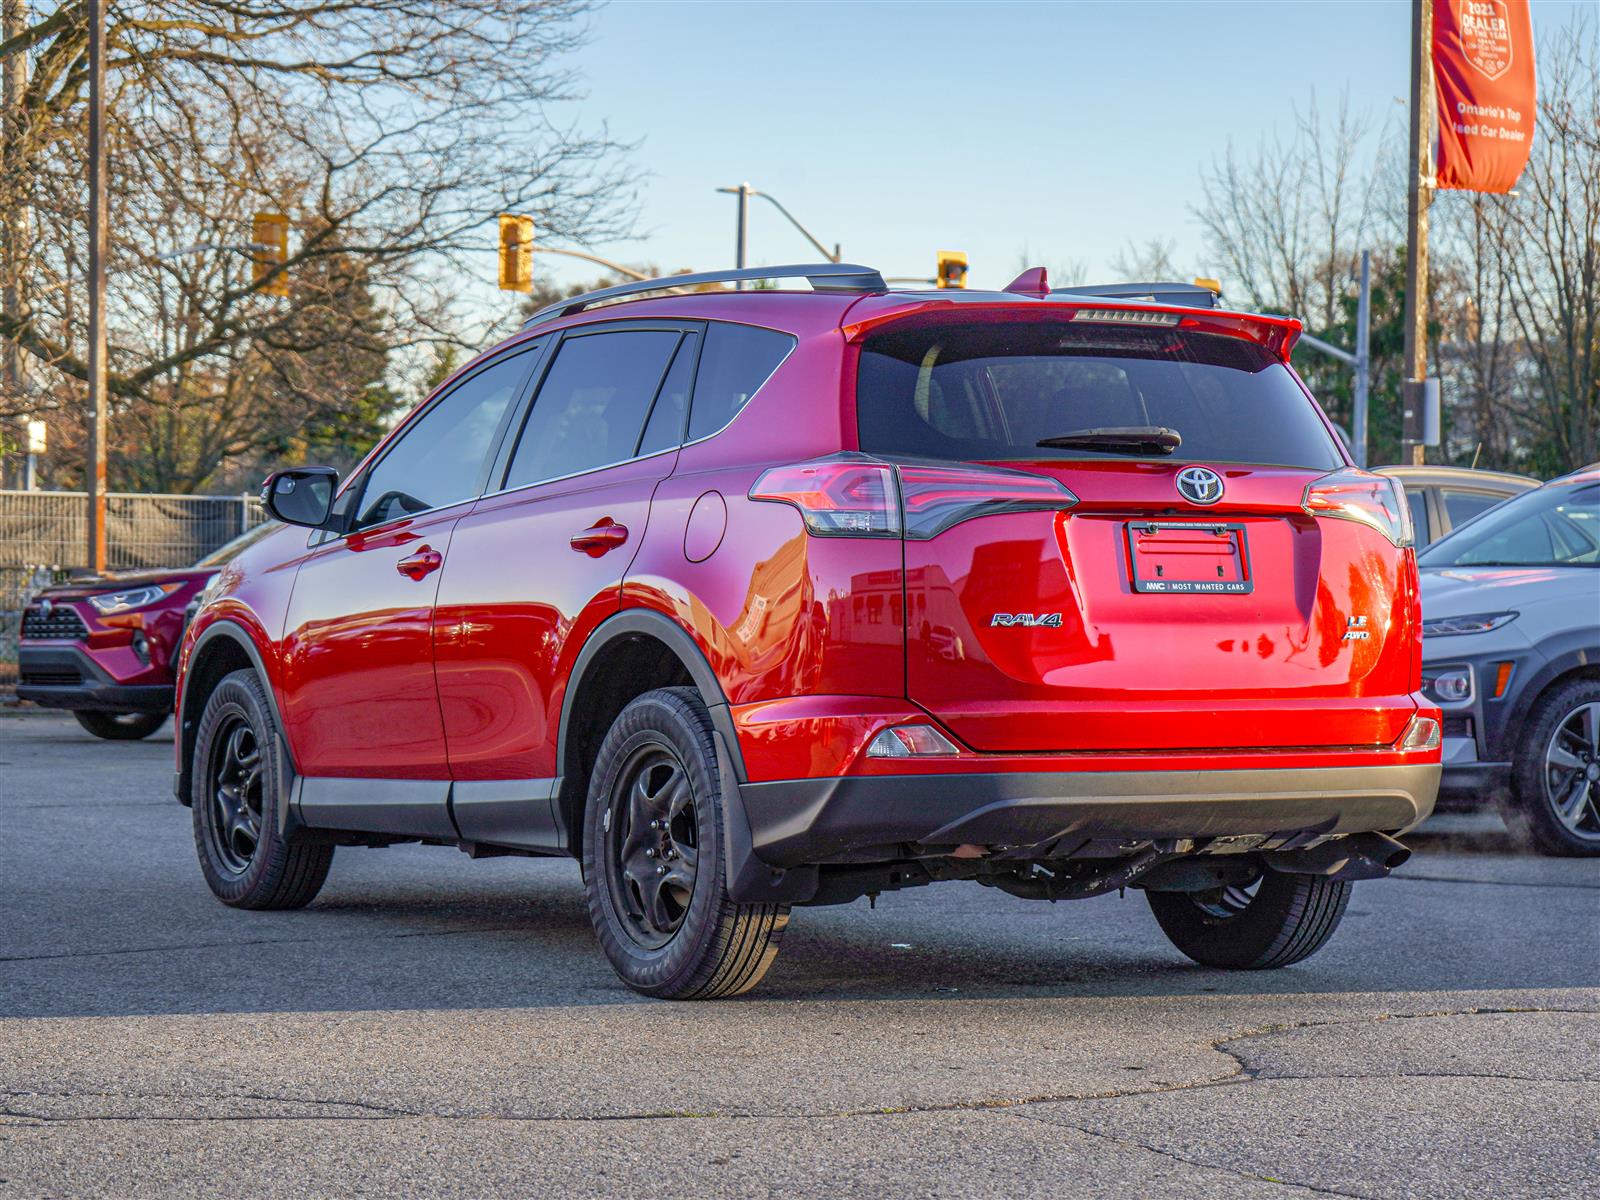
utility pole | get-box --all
[716,183,840,292]
[1354,250,1371,468]
[1402,0,1434,467]
[2,0,29,459]
[734,182,749,290]
[86,0,107,571]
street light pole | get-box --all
[86,0,107,572]
[1354,250,1371,468]
[716,183,840,291]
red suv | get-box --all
[175,264,1441,999]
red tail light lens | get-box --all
[1302,468,1414,547]
[749,459,899,537]
[897,463,1077,540]
[751,458,1077,540]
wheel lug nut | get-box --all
[656,865,668,875]
[645,848,656,858]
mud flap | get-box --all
[714,728,818,904]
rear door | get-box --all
[856,313,1420,754]
[434,321,698,849]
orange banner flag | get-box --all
[1433,0,1536,193]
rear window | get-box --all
[687,322,796,441]
[856,320,1343,470]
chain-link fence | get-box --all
[1,490,267,692]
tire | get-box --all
[1503,677,1600,857]
[1147,869,1351,969]
[74,710,168,740]
[582,687,788,999]
[190,668,333,909]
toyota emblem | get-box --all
[1175,465,1225,505]
[39,598,53,620]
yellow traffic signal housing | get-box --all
[1193,276,1222,295]
[936,250,968,289]
[251,212,290,298]
[499,214,534,293]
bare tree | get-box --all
[0,1,634,489]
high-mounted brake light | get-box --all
[1302,468,1414,548]
[750,458,1077,540]
[1069,308,1180,327]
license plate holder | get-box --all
[1126,521,1252,594]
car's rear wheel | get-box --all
[191,668,333,909]
[73,710,168,740]
[1147,869,1351,969]
[1505,678,1600,857]
[583,687,788,999]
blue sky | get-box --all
[520,0,1588,295]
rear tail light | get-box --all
[1398,714,1442,752]
[751,457,1077,540]
[866,724,961,758]
[1302,468,1414,547]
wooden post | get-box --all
[86,0,107,571]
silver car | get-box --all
[1418,466,1600,855]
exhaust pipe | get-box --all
[1262,832,1412,882]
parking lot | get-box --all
[2,709,1596,1199]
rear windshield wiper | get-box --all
[1036,426,1182,455]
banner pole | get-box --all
[1402,0,1434,467]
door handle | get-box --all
[396,545,443,580]
[570,518,629,557]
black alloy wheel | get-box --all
[1506,678,1600,856]
[206,716,266,875]
[604,742,702,948]
[583,687,788,999]
[190,668,333,908]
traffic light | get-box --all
[936,250,968,289]
[251,212,290,298]
[499,214,534,292]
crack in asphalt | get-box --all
[3,1006,1593,1130]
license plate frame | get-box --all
[1125,520,1253,595]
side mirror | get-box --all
[261,466,339,529]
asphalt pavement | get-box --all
[2,709,1596,1199]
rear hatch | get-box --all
[855,309,1420,754]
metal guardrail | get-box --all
[0,490,267,692]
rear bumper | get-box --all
[15,644,173,713]
[740,761,1441,867]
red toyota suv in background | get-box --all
[175,264,1441,999]
[18,522,279,739]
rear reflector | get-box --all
[1398,714,1442,753]
[1302,468,1414,547]
[751,457,1076,540]
[866,724,961,758]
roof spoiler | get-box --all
[522,263,887,328]
[1051,281,1221,310]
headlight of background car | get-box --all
[86,583,182,614]
[1421,611,1518,637]
[1422,664,1474,705]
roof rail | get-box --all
[1051,281,1220,310]
[522,262,888,328]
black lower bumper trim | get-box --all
[16,645,172,714]
[740,762,1441,868]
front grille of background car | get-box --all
[20,668,81,687]
[1441,714,1474,739]
[20,605,89,640]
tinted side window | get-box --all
[1442,489,1503,530]
[354,352,529,529]
[687,323,796,441]
[1407,489,1431,544]
[504,330,681,489]
[637,333,698,457]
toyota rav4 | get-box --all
[175,264,1442,999]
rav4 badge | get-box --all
[989,613,1063,627]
